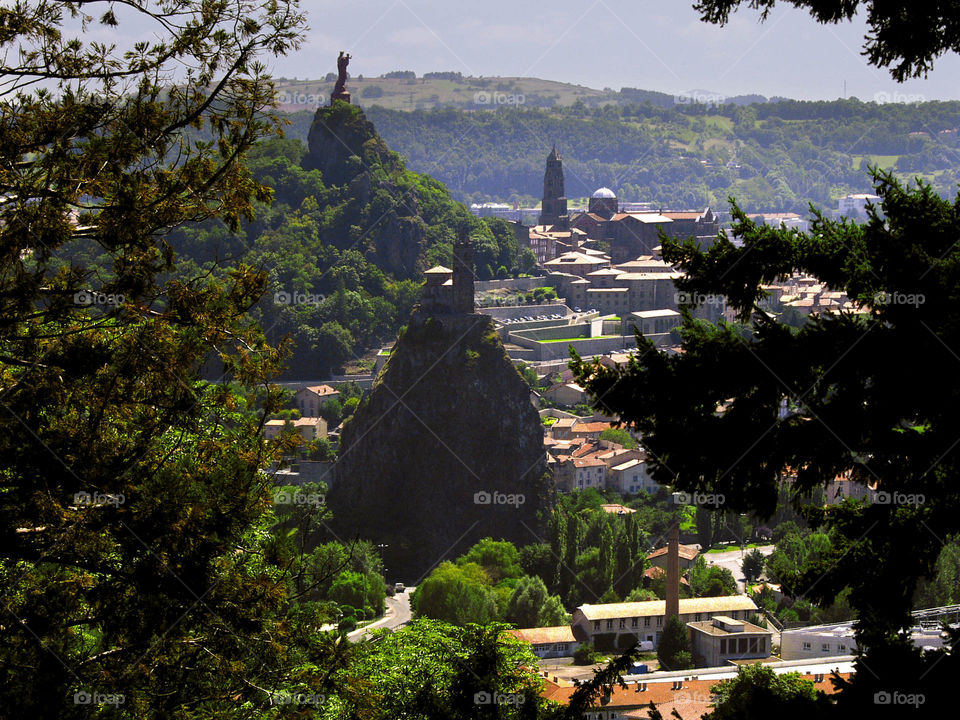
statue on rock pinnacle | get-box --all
[331,51,351,104]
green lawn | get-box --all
[703,115,734,132]
[540,335,619,343]
[705,542,765,554]
[852,154,899,170]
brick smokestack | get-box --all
[665,522,680,620]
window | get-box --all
[631,618,638,628]
[606,620,613,630]
[644,617,650,627]
[738,638,747,653]
[720,639,727,654]
[656,617,662,626]
[802,642,811,651]
[695,613,702,621]
[594,621,601,631]
[619,619,625,629]
[822,643,831,652]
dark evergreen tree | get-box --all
[657,615,694,671]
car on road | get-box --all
[394,582,405,593]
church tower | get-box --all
[539,145,568,229]
[452,229,475,314]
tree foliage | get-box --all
[743,548,766,583]
[688,556,738,597]
[573,170,960,708]
[656,615,693,671]
[411,562,500,625]
[0,2,362,717]
[706,664,830,720]
[694,1,960,81]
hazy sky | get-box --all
[277,0,960,102]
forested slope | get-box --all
[279,99,960,213]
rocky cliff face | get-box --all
[327,312,552,579]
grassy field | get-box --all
[852,154,900,170]
[705,542,766,554]
[274,75,612,112]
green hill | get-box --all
[163,102,535,379]
[272,93,960,213]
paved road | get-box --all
[347,586,414,642]
[703,545,775,592]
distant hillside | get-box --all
[276,74,667,112]
[273,73,783,113]
[276,97,960,214]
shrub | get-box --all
[572,643,603,665]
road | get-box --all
[703,545,775,593]
[347,585,414,642]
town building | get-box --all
[295,385,340,417]
[508,626,579,658]
[751,211,810,232]
[554,456,607,492]
[543,251,611,277]
[519,153,719,266]
[567,185,719,264]
[607,458,660,495]
[780,622,859,660]
[542,382,587,407]
[548,417,578,439]
[779,611,957,660]
[687,615,774,667]
[838,193,881,220]
[647,544,700,570]
[587,187,618,218]
[571,596,758,650]
[264,416,328,442]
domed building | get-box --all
[588,187,618,219]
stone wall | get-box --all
[474,276,548,292]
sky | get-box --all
[273,0,960,102]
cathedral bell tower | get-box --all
[539,145,569,229]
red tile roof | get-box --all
[643,566,690,585]
[572,422,614,434]
[541,672,849,713]
[573,458,606,468]
[647,544,700,561]
[508,626,577,645]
